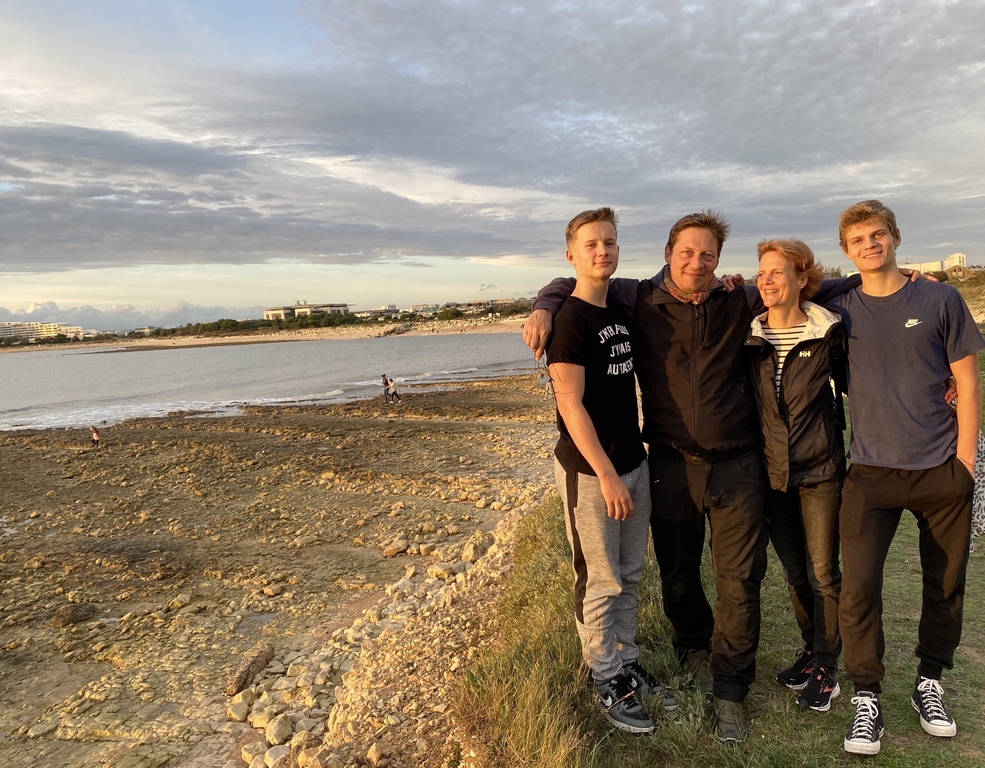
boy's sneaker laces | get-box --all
[844,693,884,755]
[622,660,679,711]
[911,676,956,737]
[593,673,655,735]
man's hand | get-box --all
[523,309,553,360]
[945,376,958,408]
[719,274,745,292]
[599,473,634,520]
[899,268,939,283]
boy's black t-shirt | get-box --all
[547,296,645,476]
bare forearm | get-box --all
[955,381,981,466]
[557,402,620,481]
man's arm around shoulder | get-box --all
[525,277,641,360]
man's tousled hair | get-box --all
[757,238,824,300]
[666,210,730,255]
[838,199,899,249]
[565,207,618,246]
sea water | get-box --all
[0,333,540,431]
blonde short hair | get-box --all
[757,238,824,300]
[838,199,899,249]
[565,208,618,246]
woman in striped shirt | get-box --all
[744,239,848,715]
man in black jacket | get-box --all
[525,211,858,742]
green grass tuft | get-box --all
[456,496,985,767]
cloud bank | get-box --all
[0,300,262,331]
[1,0,983,316]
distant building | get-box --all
[946,264,985,281]
[0,321,83,341]
[451,298,522,315]
[353,304,399,320]
[901,252,966,275]
[263,301,349,321]
[410,304,440,315]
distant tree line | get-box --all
[1,301,539,347]
[137,312,366,338]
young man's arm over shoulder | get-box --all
[811,275,862,306]
[524,277,641,360]
[549,361,635,519]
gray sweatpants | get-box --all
[554,458,652,682]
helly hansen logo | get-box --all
[799,350,811,358]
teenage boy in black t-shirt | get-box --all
[548,207,676,734]
[828,200,984,756]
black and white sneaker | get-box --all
[776,648,815,691]
[593,673,655,734]
[844,692,885,756]
[797,665,840,712]
[911,676,956,737]
[623,660,679,711]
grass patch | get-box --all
[456,496,985,767]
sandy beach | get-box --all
[0,315,529,355]
[0,375,556,767]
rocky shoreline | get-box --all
[0,376,557,767]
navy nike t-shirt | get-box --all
[826,279,984,469]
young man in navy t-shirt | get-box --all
[826,200,984,755]
[547,207,676,734]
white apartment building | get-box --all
[0,321,84,341]
[263,301,350,320]
[901,252,967,274]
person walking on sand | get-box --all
[381,374,391,404]
[547,207,676,735]
[388,378,402,403]
[90,426,101,449]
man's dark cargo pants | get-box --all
[648,447,767,703]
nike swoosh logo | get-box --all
[905,319,922,328]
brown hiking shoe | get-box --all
[713,696,748,742]
[683,650,713,698]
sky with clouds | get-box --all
[1,0,984,329]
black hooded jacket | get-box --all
[743,301,848,491]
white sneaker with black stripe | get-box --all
[911,676,956,737]
[844,692,884,755]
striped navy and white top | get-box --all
[761,323,807,398]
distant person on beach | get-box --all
[388,378,402,403]
[381,374,391,403]
[743,239,848,714]
[546,207,676,736]
[821,201,983,756]
[90,426,101,448]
